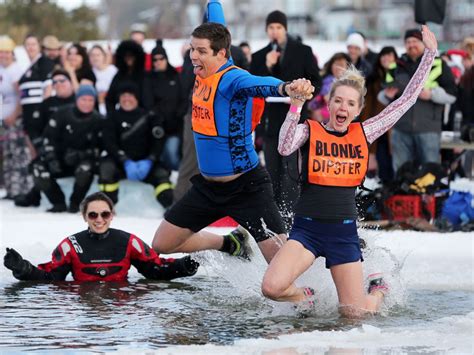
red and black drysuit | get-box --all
[7,228,198,282]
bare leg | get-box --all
[330,261,385,319]
[152,220,224,254]
[262,240,315,302]
[257,233,287,263]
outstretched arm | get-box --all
[278,79,314,156]
[129,236,199,280]
[206,0,226,25]
[4,247,71,281]
[363,25,438,144]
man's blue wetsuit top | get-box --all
[192,59,283,176]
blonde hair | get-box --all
[462,36,474,57]
[329,64,366,108]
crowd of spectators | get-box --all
[0,13,473,218]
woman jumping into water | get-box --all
[261,25,437,318]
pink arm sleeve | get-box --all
[277,111,310,156]
[363,48,437,144]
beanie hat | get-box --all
[404,29,423,42]
[51,69,71,82]
[266,10,287,30]
[117,82,139,100]
[151,39,168,59]
[346,33,365,49]
[0,36,15,52]
[76,84,97,99]
[130,23,147,35]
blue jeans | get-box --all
[160,135,181,171]
[390,129,441,173]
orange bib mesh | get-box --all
[307,120,368,187]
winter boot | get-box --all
[68,201,80,214]
[14,189,41,207]
[47,203,67,213]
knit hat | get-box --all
[151,39,168,60]
[76,84,97,99]
[266,10,287,30]
[404,29,423,42]
[130,23,147,35]
[117,82,139,100]
[51,69,72,82]
[346,33,365,49]
[0,36,15,52]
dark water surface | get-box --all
[1,276,472,352]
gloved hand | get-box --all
[47,159,63,176]
[178,256,199,276]
[135,159,153,181]
[206,0,226,25]
[124,160,140,181]
[4,248,32,278]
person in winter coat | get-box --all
[106,40,145,113]
[4,192,199,282]
[378,28,457,172]
[143,41,185,171]
[250,10,321,228]
[99,82,174,209]
[32,84,103,213]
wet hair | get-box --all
[191,22,231,59]
[322,52,351,77]
[80,192,115,217]
[329,65,367,108]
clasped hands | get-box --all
[285,78,315,103]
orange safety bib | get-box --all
[192,65,265,136]
[307,120,368,187]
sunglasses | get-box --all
[53,78,68,85]
[153,56,166,62]
[87,211,112,220]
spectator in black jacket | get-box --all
[143,41,184,171]
[40,69,76,124]
[15,69,76,208]
[33,85,103,213]
[250,10,321,227]
[99,83,173,209]
[106,40,145,113]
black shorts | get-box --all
[164,165,286,242]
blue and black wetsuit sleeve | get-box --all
[229,71,283,98]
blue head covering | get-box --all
[76,84,97,99]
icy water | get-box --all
[1,276,472,353]
[1,182,473,354]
